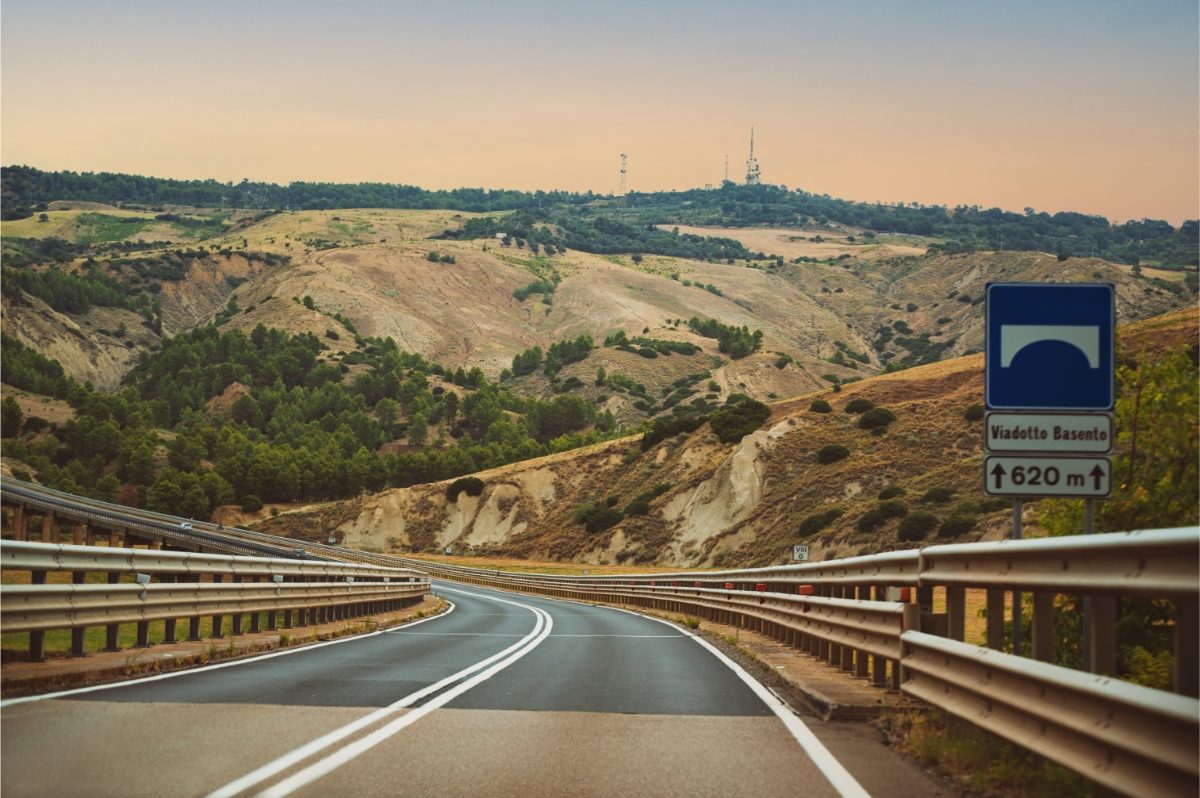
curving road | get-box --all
[1,580,939,798]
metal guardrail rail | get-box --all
[902,631,1198,798]
[1,541,429,661]
[1,479,305,559]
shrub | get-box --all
[708,397,771,444]
[964,404,985,422]
[636,483,672,502]
[898,511,939,541]
[857,508,886,532]
[623,499,651,516]
[640,414,707,451]
[817,444,850,464]
[240,495,263,512]
[573,504,623,533]
[446,476,485,502]
[858,407,897,430]
[938,515,977,538]
[878,485,906,500]
[878,500,908,519]
[799,508,844,537]
[844,398,875,413]
[809,399,832,413]
[604,495,620,507]
[921,486,955,504]
[981,498,1010,512]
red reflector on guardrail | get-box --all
[797,584,814,595]
[899,587,911,602]
[755,583,766,592]
[724,582,734,590]
[672,581,680,587]
[694,581,703,588]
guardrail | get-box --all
[3,478,1195,796]
[383,528,1199,797]
[1,479,307,559]
[902,631,1198,798]
[1,541,429,661]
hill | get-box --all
[3,206,1190,407]
[246,308,1197,568]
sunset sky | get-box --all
[3,0,1197,223]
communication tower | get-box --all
[745,128,761,185]
[619,153,628,195]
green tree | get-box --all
[1,396,23,435]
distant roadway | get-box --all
[1,580,944,797]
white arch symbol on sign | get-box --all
[999,324,1101,369]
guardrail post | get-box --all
[1032,592,1054,662]
[283,609,293,629]
[28,570,47,661]
[71,569,90,657]
[210,574,224,638]
[230,575,244,636]
[158,573,177,643]
[1083,595,1117,676]
[135,621,150,648]
[105,572,121,651]
[1175,598,1199,697]
[249,578,262,633]
[947,585,966,642]
[985,588,1005,650]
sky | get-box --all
[2,0,1197,223]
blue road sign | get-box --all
[985,283,1114,410]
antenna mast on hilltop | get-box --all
[619,153,628,195]
[745,127,761,185]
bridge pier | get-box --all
[40,513,56,543]
[72,521,86,545]
[10,504,27,540]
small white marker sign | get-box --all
[985,412,1113,453]
[984,455,1111,498]
[792,544,810,562]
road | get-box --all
[1,580,945,798]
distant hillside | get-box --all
[4,165,1196,268]
[248,308,1197,568]
[2,206,1192,405]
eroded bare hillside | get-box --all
[250,307,1197,568]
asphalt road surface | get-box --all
[1,580,947,798]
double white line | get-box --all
[208,588,553,798]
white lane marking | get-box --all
[206,588,549,798]
[388,632,683,638]
[611,607,871,798]
[0,601,456,709]
[253,598,553,798]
